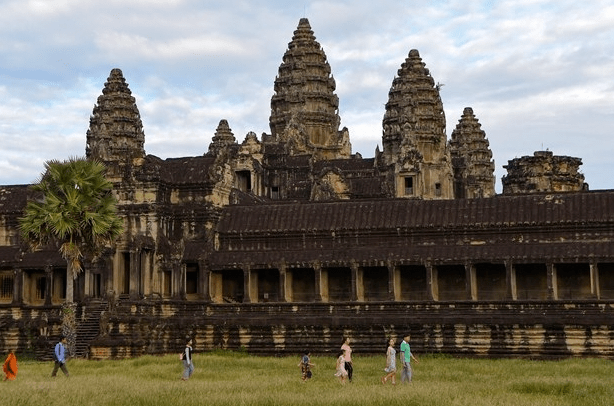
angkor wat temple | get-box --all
[2,19,613,359]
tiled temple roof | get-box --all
[159,156,216,184]
[209,190,614,267]
[313,158,375,172]
[217,190,614,233]
[0,185,31,213]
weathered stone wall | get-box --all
[0,305,62,359]
[88,300,614,360]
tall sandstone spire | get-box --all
[449,107,495,198]
[382,49,453,199]
[86,68,145,179]
[269,18,350,159]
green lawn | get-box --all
[2,352,613,405]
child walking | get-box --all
[298,351,314,381]
[334,350,348,384]
[381,338,397,385]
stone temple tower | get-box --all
[269,18,351,159]
[85,68,146,181]
[382,49,453,199]
[449,107,495,198]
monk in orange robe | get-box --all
[3,350,17,381]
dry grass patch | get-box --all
[2,352,613,405]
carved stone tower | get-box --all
[502,151,586,194]
[269,18,351,159]
[207,119,237,157]
[449,107,495,198]
[85,68,145,180]
[382,49,453,199]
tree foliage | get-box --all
[19,157,123,302]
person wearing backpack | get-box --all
[51,336,69,377]
[181,339,194,381]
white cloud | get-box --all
[0,0,612,191]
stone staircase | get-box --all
[75,300,108,358]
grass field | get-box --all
[2,351,613,406]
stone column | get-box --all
[44,265,52,306]
[171,262,183,300]
[426,262,438,301]
[313,262,323,302]
[141,250,151,296]
[350,262,363,302]
[505,260,517,300]
[278,263,289,302]
[179,262,187,300]
[315,262,329,302]
[546,263,558,300]
[465,262,477,301]
[83,261,92,300]
[199,260,211,301]
[243,265,253,303]
[590,262,600,299]
[129,251,139,300]
[12,268,23,305]
[387,262,400,301]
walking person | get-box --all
[399,334,418,383]
[340,337,353,382]
[3,349,18,381]
[334,351,348,384]
[298,351,314,382]
[51,336,69,377]
[381,338,397,385]
[181,339,194,381]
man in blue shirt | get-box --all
[399,334,418,383]
[51,336,69,377]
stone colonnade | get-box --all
[201,260,614,304]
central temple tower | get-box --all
[85,68,146,181]
[268,18,351,159]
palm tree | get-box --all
[19,157,123,303]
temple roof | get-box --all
[159,156,217,184]
[0,185,31,213]
[217,190,614,233]
[211,190,614,267]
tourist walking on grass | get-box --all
[3,349,17,381]
[51,336,69,377]
[399,334,418,383]
[381,338,397,385]
[334,351,348,384]
[340,337,353,382]
[298,351,314,382]
[181,339,194,381]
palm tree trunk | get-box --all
[66,261,74,303]
[62,260,77,357]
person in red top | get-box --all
[3,349,17,381]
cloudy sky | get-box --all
[1,0,613,192]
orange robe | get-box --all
[3,353,17,381]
